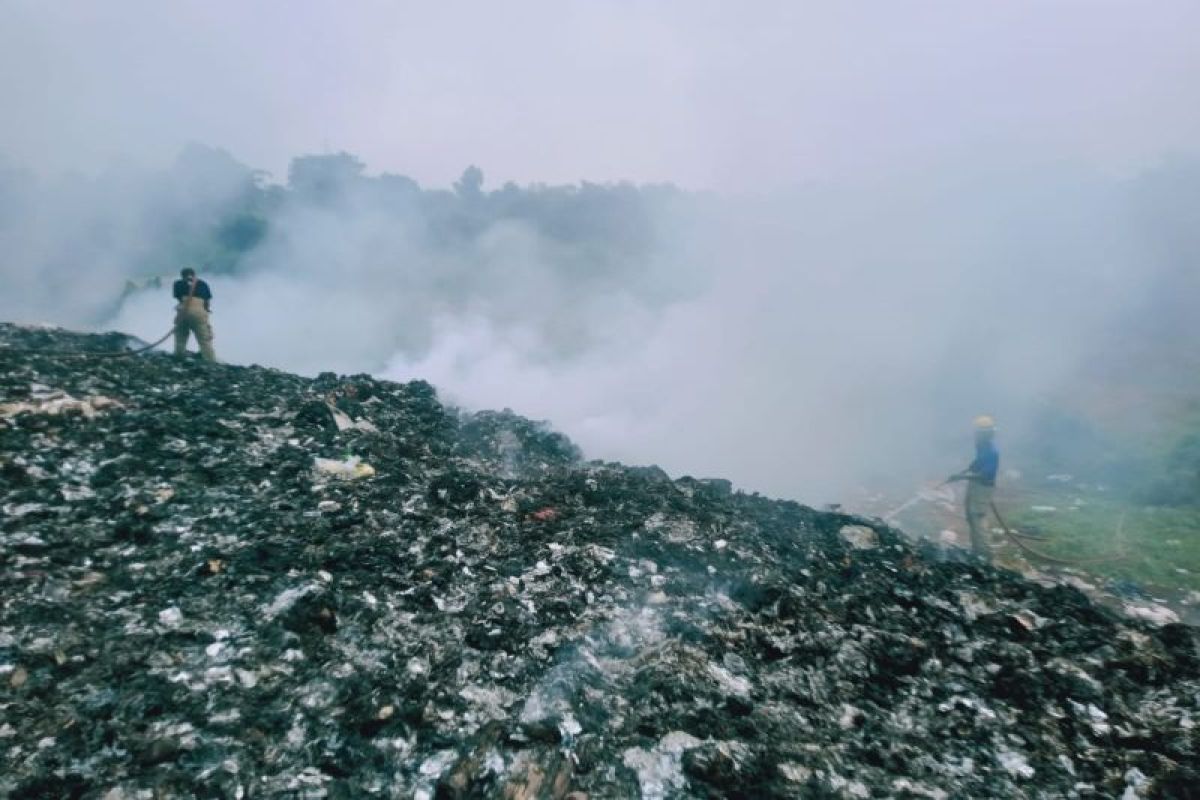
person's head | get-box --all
[973,415,996,444]
[180,267,196,281]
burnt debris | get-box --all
[2,323,1198,799]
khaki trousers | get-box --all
[964,482,994,562]
[174,298,216,362]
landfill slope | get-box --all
[1,323,1198,800]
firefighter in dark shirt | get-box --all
[172,267,216,362]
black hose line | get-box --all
[0,329,174,359]
[990,501,1127,566]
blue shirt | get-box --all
[969,441,999,485]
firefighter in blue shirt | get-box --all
[948,416,999,563]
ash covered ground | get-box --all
[2,324,1198,799]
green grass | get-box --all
[1004,486,1200,595]
[878,482,1200,597]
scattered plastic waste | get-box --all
[1,323,1197,798]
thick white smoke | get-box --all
[5,149,1193,505]
[378,162,1163,502]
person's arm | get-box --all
[947,457,983,483]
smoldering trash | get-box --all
[1,324,1198,799]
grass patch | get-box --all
[1003,485,1200,594]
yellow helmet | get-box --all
[973,415,996,431]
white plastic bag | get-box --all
[313,456,376,480]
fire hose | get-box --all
[0,329,174,359]
[885,482,1126,566]
[990,501,1128,566]
[885,482,1047,540]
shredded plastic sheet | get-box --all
[1123,603,1181,625]
[1,386,123,419]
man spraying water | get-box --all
[946,416,1000,563]
[172,267,216,362]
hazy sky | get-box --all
[3,1,1199,189]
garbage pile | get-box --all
[2,323,1198,799]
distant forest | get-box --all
[0,144,684,285]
